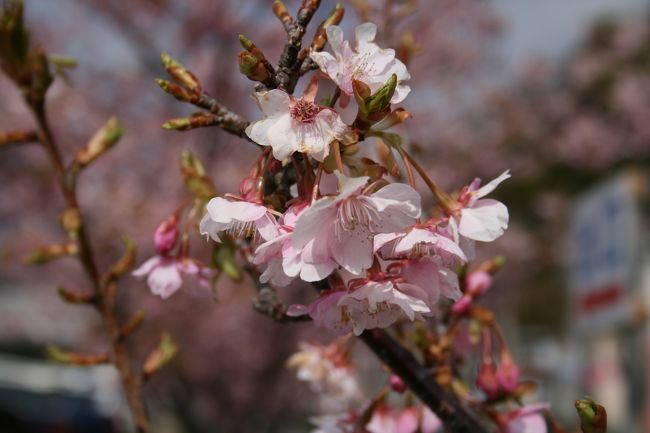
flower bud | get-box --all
[162,113,215,131]
[366,74,397,115]
[496,350,520,394]
[476,360,500,400]
[154,215,179,256]
[575,398,607,433]
[155,78,196,102]
[466,270,492,297]
[160,52,201,92]
[451,294,472,316]
[238,51,270,83]
[73,117,122,172]
[389,374,407,393]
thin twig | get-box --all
[28,102,151,433]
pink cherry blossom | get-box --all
[501,404,550,433]
[401,259,462,303]
[310,22,411,104]
[454,170,511,242]
[287,342,360,409]
[292,172,421,277]
[366,406,442,433]
[245,82,351,162]
[132,256,213,299]
[374,224,466,266]
[199,196,278,243]
[289,279,431,336]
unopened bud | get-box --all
[24,242,78,264]
[73,117,122,171]
[154,215,179,256]
[366,74,397,114]
[155,78,196,102]
[162,113,215,131]
[466,270,492,297]
[389,374,407,393]
[575,398,607,433]
[496,351,520,394]
[238,51,270,82]
[451,294,472,316]
[60,207,81,239]
[160,52,201,92]
[476,360,500,399]
[143,332,178,379]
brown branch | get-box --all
[28,102,151,433]
[360,329,495,433]
[0,129,38,149]
[275,0,321,93]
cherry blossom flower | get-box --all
[309,412,357,433]
[453,170,511,242]
[401,259,463,304]
[366,405,442,433]
[292,172,421,277]
[199,196,278,243]
[310,22,411,104]
[500,404,550,433]
[132,256,213,299]
[245,81,351,161]
[374,224,466,266]
[287,342,361,410]
[289,280,431,336]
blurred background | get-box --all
[2,0,650,432]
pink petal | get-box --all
[459,199,509,242]
[132,256,161,278]
[475,170,511,199]
[147,262,183,299]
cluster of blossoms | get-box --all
[140,16,553,433]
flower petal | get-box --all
[459,199,509,242]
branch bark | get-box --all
[275,0,321,93]
[29,102,151,433]
[360,329,495,433]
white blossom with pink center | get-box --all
[199,196,278,243]
[245,83,350,161]
[292,172,421,277]
[310,22,411,104]
[453,170,511,242]
[132,256,213,299]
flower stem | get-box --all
[399,146,454,213]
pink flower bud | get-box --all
[451,294,472,316]
[154,215,179,256]
[389,374,407,393]
[496,352,520,394]
[465,270,492,297]
[476,361,500,399]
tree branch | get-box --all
[360,329,495,433]
[28,102,151,433]
[275,0,321,93]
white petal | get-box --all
[132,256,161,278]
[459,199,509,242]
[335,171,369,199]
[325,25,345,55]
[252,89,291,117]
[476,170,511,199]
[292,200,337,247]
[355,22,377,52]
[330,225,374,274]
[147,263,183,299]
[266,114,299,160]
[206,197,267,223]
[246,117,276,147]
[199,212,226,242]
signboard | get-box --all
[567,171,643,333]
